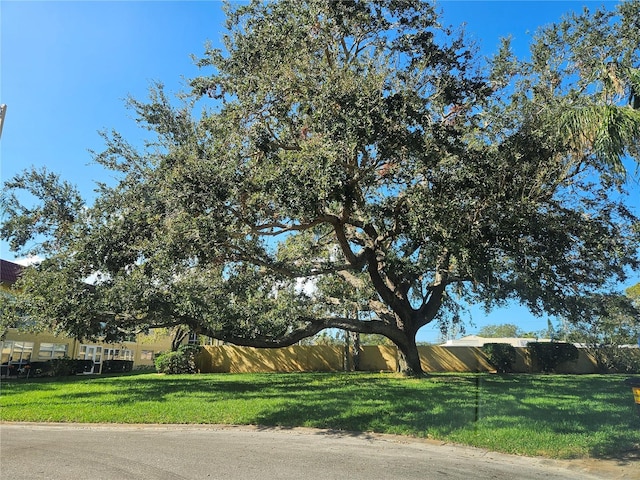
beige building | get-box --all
[1,259,176,376]
[1,328,177,376]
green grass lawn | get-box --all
[1,372,638,459]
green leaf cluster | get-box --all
[528,342,579,373]
[482,343,517,373]
[155,345,200,374]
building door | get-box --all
[78,345,102,374]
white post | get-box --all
[0,104,7,139]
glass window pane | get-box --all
[2,342,13,364]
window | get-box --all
[140,350,154,361]
[38,343,68,360]
[103,348,133,361]
[120,349,133,360]
[1,341,34,365]
[78,345,102,362]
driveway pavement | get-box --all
[0,423,636,479]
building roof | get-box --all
[0,259,23,284]
[441,335,549,347]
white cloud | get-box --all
[13,255,44,266]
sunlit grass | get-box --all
[1,372,638,459]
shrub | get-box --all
[74,359,95,374]
[102,360,134,374]
[528,342,579,373]
[155,345,200,374]
[482,343,517,373]
[28,361,53,377]
[49,357,79,376]
[16,358,95,377]
[590,346,640,373]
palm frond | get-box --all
[559,104,640,175]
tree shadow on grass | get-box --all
[2,372,479,434]
[474,374,640,459]
[250,373,481,437]
[4,372,638,460]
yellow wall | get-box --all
[418,346,494,372]
[359,345,397,371]
[196,344,615,374]
[197,345,344,373]
[197,345,496,373]
[512,347,598,374]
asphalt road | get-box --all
[0,423,635,480]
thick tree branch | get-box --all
[198,315,401,348]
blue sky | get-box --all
[1,1,638,343]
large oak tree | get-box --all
[3,0,640,375]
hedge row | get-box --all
[102,359,134,374]
[26,358,95,377]
[482,342,580,373]
[19,358,133,377]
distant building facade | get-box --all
[1,259,177,375]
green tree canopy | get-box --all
[562,290,640,372]
[2,0,640,375]
[477,324,530,339]
[627,282,640,304]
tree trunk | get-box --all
[343,330,351,371]
[397,336,424,377]
[343,331,361,371]
[171,326,189,351]
[350,331,360,371]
